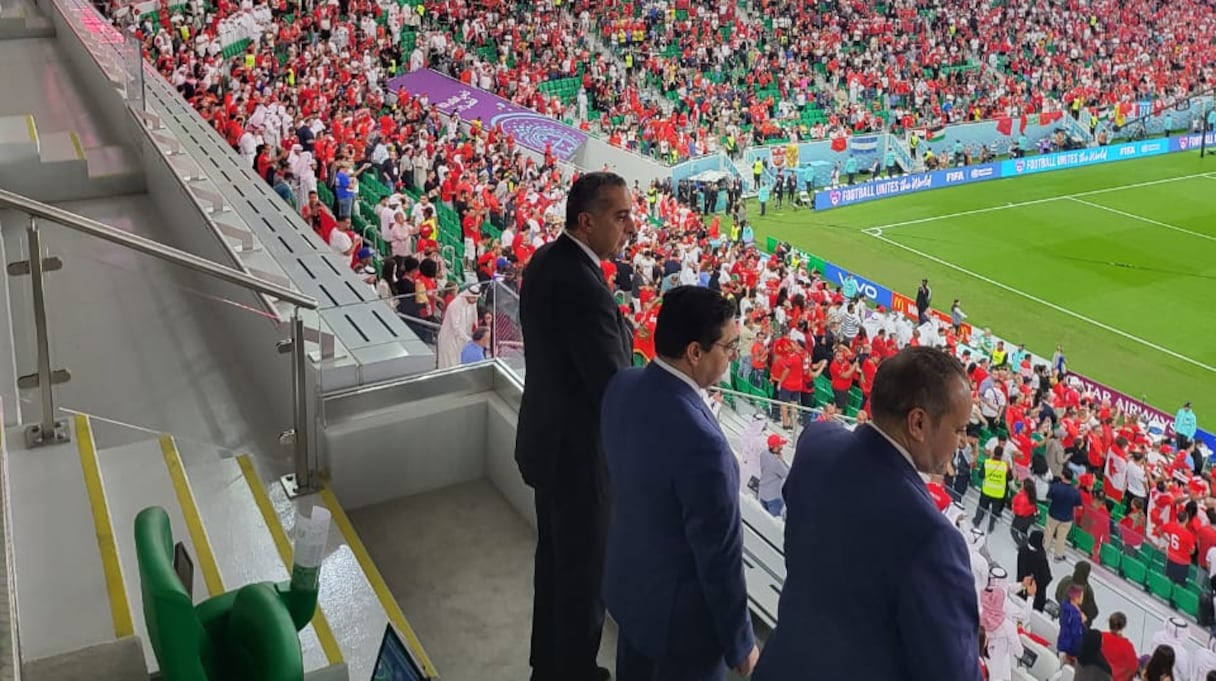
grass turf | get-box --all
[747,152,1216,422]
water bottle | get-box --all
[291,505,331,593]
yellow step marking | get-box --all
[319,483,437,678]
[159,435,224,597]
[74,413,134,638]
[236,455,343,666]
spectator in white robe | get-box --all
[436,285,482,368]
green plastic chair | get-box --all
[135,507,317,681]
[1122,556,1148,587]
[1072,529,1096,557]
[1147,569,1174,604]
[1175,586,1201,618]
[1099,542,1121,571]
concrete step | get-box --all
[0,131,144,201]
[0,115,37,165]
[171,440,334,673]
[6,415,133,662]
[0,0,54,39]
[37,130,84,164]
[94,434,216,673]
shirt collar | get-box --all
[563,231,601,268]
[867,422,918,474]
[652,357,712,407]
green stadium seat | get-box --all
[1175,587,1202,619]
[1099,542,1121,571]
[1072,529,1095,558]
[1147,570,1174,603]
[135,506,314,681]
[1121,556,1147,586]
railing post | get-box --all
[7,218,71,447]
[279,309,316,497]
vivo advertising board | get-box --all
[818,260,894,308]
[812,137,1178,211]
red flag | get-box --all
[1103,448,1127,503]
[1039,111,1064,126]
[830,136,847,152]
[1018,115,1029,134]
[996,117,1013,136]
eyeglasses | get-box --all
[715,339,741,357]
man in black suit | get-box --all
[515,172,637,681]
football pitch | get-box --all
[747,153,1216,420]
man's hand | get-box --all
[735,644,760,676]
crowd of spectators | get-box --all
[114,0,1216,176]
[103,0,1216,674]
[109,0,1215,475]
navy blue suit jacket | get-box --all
[752,422,981,681]
[601,363,754,669]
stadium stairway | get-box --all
[0,114,143,203]
[0,2,143,204]
[6,412,433,681]
[0,0,53,39]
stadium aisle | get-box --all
[956,491,1208,659]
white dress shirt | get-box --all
[563,231,600,268]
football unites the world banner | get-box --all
[811,135,1204,210]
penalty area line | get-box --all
[863,230,1216,375]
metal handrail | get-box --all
[1,189,320,495]
[0,188,317,310]
[712,385,859,425]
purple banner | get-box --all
[387,69,587,161]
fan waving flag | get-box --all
[1104,448,1127,503]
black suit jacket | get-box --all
[514,234,633,491]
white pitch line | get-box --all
[1067,196,1216,244]
[865,230,1216,375]
[868,171,1216,232]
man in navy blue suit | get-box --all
[752,346,981,681]
[601,286,759,681]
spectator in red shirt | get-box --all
[1010,478,1039,548]
[857,352,878,410]
[926,474,952,511]
[1196,508,1216,572]
[1101,612,1139,681]
[828,347,857,411]
[1161,510,1197,584]
[772,338,805,430]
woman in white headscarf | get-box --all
[981,566,1025,681]
[436,285,481,368]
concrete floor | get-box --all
[349,478,764,680]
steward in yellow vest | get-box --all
[973,449,1009,532]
